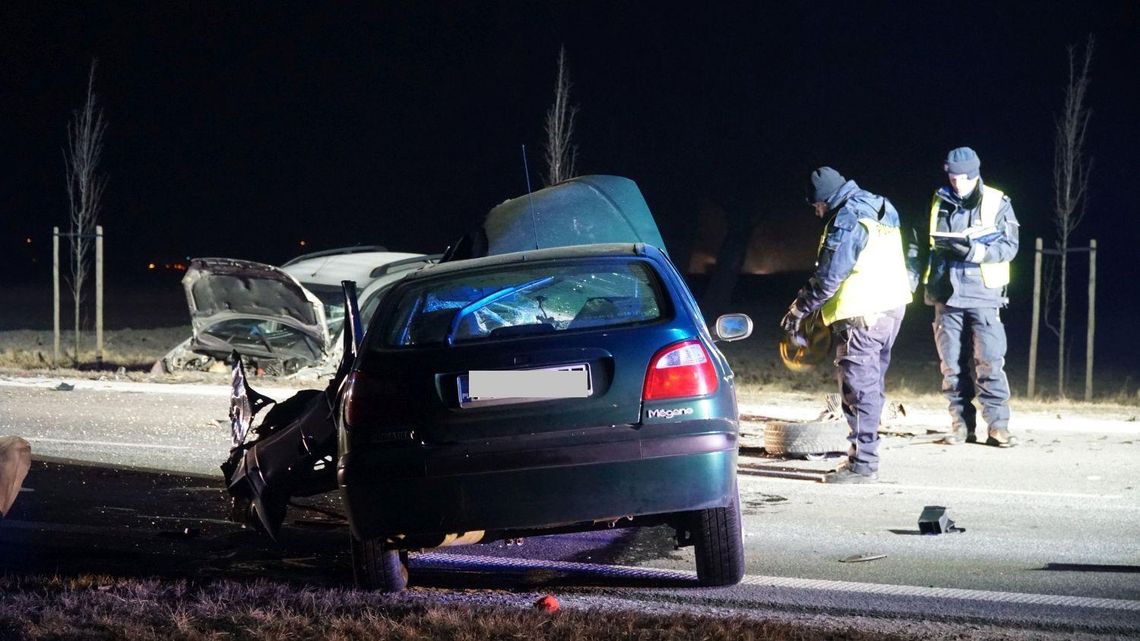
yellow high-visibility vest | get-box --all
[820,217,912,326]
[925,185,1010,288]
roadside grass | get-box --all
[0,328,189,372]
[0,574,905,641]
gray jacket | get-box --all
[924,180,1019,308]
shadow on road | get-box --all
[2,460,695,592]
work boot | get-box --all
[986,428,1018,448]
[826,468,879,484]
[939,428,970,445]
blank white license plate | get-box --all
[462,364,591,407]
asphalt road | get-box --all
[1,375,1137,638]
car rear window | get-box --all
[380,260,666,346]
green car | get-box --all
[224,176,753,592]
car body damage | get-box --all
[183,257,331,365]
[156,248,436,377]
[221,176,754,592]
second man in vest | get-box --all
[781,167,917,483]
[924,147,1020,447]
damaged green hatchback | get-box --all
[340,243,751,590]
[223,176,752,591]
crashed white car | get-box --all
[156,247,438,377]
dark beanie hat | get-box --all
[944,147,981,178]
[807,167,846,203]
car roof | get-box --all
[407,242,659,281]
[281,251,427,289]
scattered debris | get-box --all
[158,527,201,539]
[839,553,886,563]
[534,594,560,613]
[918,505,965,534]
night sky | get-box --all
[3,1,1137,305]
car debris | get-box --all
[220,175,756,592]
[839,553,887,563]
[155,247,439,378]
[918,505,965,534]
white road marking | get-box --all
[737,573,1140,611]
[26,437,194,450]
[413,552,1140,611]
[885,483,1124,500]
[757,476,1128,500]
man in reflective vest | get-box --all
[924,147,1020,447]
[781,167,918,484]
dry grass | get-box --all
[0,574,904,641]
[0,328,190,372]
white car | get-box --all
[156,247,438,377]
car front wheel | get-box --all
[691,491,745,586]
[356,537,409,592]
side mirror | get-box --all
[714,313,753,342]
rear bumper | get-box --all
[339,425,738,542]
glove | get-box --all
[933,236,971,258]
[780,302,808,334]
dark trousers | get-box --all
[834,306,905,474]
[932,304,1011,433]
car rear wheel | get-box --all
[356,537,409,592]
[691,491,745,587]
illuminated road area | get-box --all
[1,377,1137,638]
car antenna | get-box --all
[521,144,539,250]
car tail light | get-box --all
[341,370,402,431]
[643,339,718,400]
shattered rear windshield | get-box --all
[378,260,665,347]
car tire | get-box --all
[357,537,409,592]
[764,420,849,457]
[691,491,745,587]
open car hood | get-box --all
[181,257,329,363]
[481,175,667,256]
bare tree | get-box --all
[543,46,579,186]
[64,60,107,364]
[1049,36,1094,397]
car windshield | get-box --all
[380,260,665,347]
[202,318,322,358]
[304,286,347,337]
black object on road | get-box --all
[918,505,965,534]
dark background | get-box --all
[2,2,1136,381]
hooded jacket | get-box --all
[793,180,921,318]
[924,180,1019,308]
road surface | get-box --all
[1,375,1137,638]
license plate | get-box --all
[460,363,591,408]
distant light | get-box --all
[148,263,156,270]
[299,240,307,247]
[25,237,32,244]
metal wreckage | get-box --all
[218,176,753,591]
